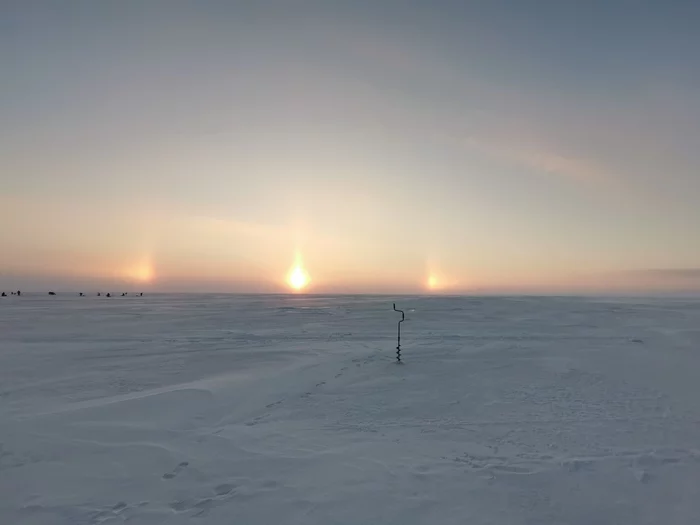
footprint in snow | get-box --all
[162,461,189,480]
[169,482,237,517]
[214,483,236,496]
[89,500,148,524]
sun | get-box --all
[427,275,438,290]
[124,260,154,283]
[287,265,310,291]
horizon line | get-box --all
[4,291,700,299]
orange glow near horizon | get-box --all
[288,266,309,290]
[123,260,155,283]
[286,253,310,292]
[427,274,439,290]
[425,270,462,293]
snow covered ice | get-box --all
[2,294,700,524]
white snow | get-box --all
[2,294,700,524]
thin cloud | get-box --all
[463,135,614,187]
[593,268,700,293]
[631,268,700,279]
[519,150,611,185]
[184,215,291,240]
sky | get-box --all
[2,0,700,294]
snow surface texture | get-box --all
[2,294,700,524]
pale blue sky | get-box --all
[2,1,699,293]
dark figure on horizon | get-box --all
[121,292,126,297]
[17,290,21,296]
[97,292,101,296]
[1,292,6,297]
[48,291,56,295]
[140,293,143,296]
[106,293,111,297]
[79,293,84,296]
